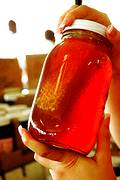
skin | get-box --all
[18,5,120,180]
[18,116,116,180]
[57,5,111,31]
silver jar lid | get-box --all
[63,19,107,37]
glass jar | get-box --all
[28,20,112,155]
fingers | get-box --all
[18,125,74,162]
[18,125,49,155]
[34,153,54,169]
[57,5,111,33]
[58,5,78,29]
[106,25,120,51]
[95,115,111,163]
[18,125,79,170]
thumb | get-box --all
[106,25,120,50]
[95,115,111,162]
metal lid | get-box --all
[63,19,107,37]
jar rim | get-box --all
[63,19,107,37]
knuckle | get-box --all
[80,5,89,10]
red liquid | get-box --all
[28,37,112,155]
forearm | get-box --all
[107,71,120,148]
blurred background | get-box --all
[0,0,119,57]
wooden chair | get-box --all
[0,58,22,91]
[26,54,47,88]
[15,93,34,107]
[0,119,34,180]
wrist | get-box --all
[50,170,68,180]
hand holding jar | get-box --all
[18,116,116,180]
[18,4,120,180]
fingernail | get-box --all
[57,23,66,33]
[18,125,28,144]
[107,25,113,33]
[59,22,66,29]
[107,25,116,37]
[18,125,23,136]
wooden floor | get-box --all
[0,162,52,180]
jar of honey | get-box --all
[28,20,112,155]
